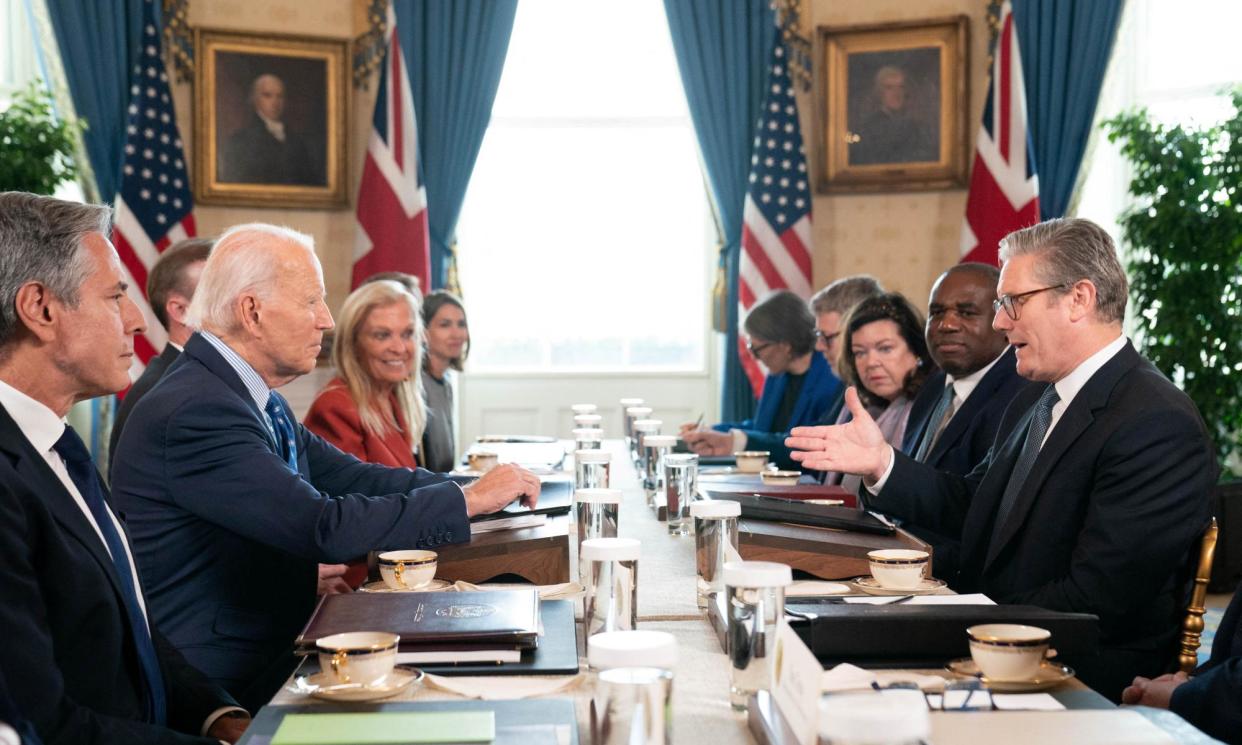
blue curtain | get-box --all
[1013,0,1125,220]
[664,0,773,422]
[40,0,146,205]
[396,0,518,289]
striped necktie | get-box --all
[913,383,955,462]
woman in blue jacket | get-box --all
[682,290,839,470]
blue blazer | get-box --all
[715,352,840,469]
[0,402,235,744]
[111,334,469,710]
[1171,587,1242,743]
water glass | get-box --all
[722,560,791,710]
[640,434,676,508]
[590,667,673,745]
[574,413,603,431]
[691,500,741,610]
[624,406,653,454]
[575,488,621,574]
[575,449,611,491]
[573,427,604,452]
[582,537,640,638]
[664,453,698,535]
[631,418,662,472]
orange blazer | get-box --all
[304,378,419,469]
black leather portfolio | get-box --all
[787,603,1100,667]
[703,490,894,535]
[420,599,579,677]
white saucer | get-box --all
[287,666,423,701]
[850,576,947,595]
[945,658,1075,692]
[359,578,452,593]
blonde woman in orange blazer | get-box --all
[305,278,427,587]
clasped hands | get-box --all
[784,387,892,483]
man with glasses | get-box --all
[809,275,884,425]
[787,218,1215,700]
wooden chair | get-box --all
[1178,517,1219,673]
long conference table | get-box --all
[239,440,1221,745]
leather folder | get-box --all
[703,490,884,533]
[787,604,1100,667]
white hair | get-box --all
[186,223,318,335]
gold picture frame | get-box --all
[815,16,968,193]
[193,28,348,208]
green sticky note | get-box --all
[270,711,496,745]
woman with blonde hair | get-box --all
[305,280,426,587]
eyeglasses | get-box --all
[813,329,840,346]
[992,284,1069,321]
[746,341,773,357]
[870,679,995,711]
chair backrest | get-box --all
[1178,516,1219,673]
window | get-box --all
[1074,0,1242,240]
[0,0,39,102]
[455,0,712,373]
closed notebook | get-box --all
[295,590,540,653]
[270,711,495,745]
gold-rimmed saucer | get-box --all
[287,666,424,702]
[850,576,946,596]
[359,578,452,593]
[945,658,1075,692]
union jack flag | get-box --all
[739,37,813,395]
[960,0,1040,265]
[352,4,430,290]
[112,0,195,374]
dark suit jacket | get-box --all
[111,334,469,710]
[871,342,1216,698]
[714,352,840,469]
[109,344,179,475]
[895,348,1035,575]
[1171,587,1242,744]
[221,116,321,186]
[0,403,234,744]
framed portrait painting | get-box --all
[815,16,968,193]
[194,29,348,208]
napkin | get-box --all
[423,672,585,700]
[450,580,584,600]
[820,663,945,693]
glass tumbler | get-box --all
[663,453,698,535]
[581,537,640,638]
[691,500,741,610]
[722,560,791,710]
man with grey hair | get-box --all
[0,192,247,743]
[787,217,1215,700]
[221,73,321,186]
[112,223,540,711]
[810,274,884,424]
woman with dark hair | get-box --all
[827,292,935,492]
[682,290,840,469]
[421,290,469,473]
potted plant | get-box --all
[0,80,82,194]
[1105,88,1242,592]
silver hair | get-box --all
[811,275,885,316]
[186,223,318,334]
[998,218,1128,324]
[0,192,110,350]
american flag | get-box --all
[960,0,1039,265]
[112,0,195,375]
[352,4,430,290]
[739,37,813,395]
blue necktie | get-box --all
[53,426,166,725]
[265,396,298,472]
[990,385,1060,547]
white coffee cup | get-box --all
[734,451,770,473]
[867,549,929,590]
[966,624,1051,681]
[316,631,399,686]
[377,549,438,590]
[467,450,498,473]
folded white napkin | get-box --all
[423,672,585,700]
[820,663,945,693]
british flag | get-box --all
[738,37,813,395]
[960,0,1040,265]
[352,4,430,290]
[112,0,195,374]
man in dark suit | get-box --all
[111,223,540,711]
[809,275,884,426]
[788,218,1215,699]
[1123,587,1242,744]
[219,74,322,186]
[108,238,212,472]
[894,263,1032,575]
[0,192,247,743]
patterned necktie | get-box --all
[53,426,167,725]
[989,385,1061,548]
[265,396,298,472]
[913,383,956,462]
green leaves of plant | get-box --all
[0,80,84,195]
